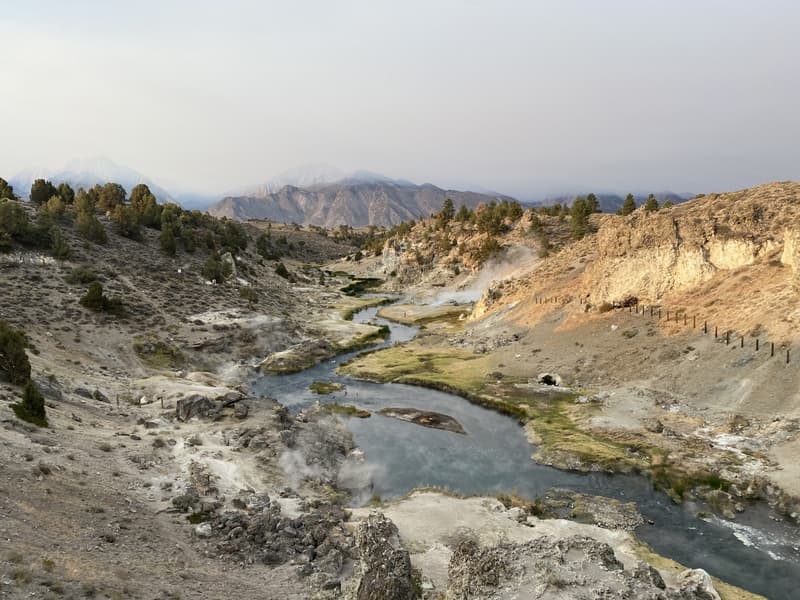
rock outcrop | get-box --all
[444,535,720,600]
[345,513,417,600]
[582,183,800,303]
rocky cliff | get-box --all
[582,183,799,303]
[469,182,800,341]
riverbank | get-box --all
[339,303,800,525]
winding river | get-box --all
[254,303,800,599]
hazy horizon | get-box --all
[2,1,798,200]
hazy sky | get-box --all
[2,1,798,199]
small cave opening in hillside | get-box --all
[538,373,561,386]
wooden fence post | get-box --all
[726,331,730,345]
[704,321,707,334]
[756,338,759,351]
[771,342,775,357]
[715,325,718,338]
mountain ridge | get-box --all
[208,180,518,228]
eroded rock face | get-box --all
[586,212,778,303]
[781,227,800,287]
[578,183,800,304]
[346,513,416,600]
[444,535,719,600]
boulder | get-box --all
[92,389,110,403]
[234,402,249,419]
[346,513,416,600]
[176,394,216,421]
[675,569,721,600]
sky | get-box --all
[1,1,798,200]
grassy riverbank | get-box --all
[338,339,740,505]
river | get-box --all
[253,303,800,599]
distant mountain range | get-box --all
[207,176,516,228]
[7,158,692,225]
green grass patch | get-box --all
[340,277,383,296]
[634,541,766,600]
[322,403,371,418]
[334,324,390,352]
[651,466,732,502]
[310,381,345,394]
[64,266,98,285]
[186,511,213,524]
[377,303,471,326]
[340,296,393,321]
[133,336,185,369]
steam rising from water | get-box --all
[278,449,325,490]
[432,245,538,305]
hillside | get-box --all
[0,194,394,598]
[475,182,800,343]
[207,180,516,227]
[347,181,800,521]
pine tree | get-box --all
[617,194,636,216]
[570,197,590,239]
[12,380,47,427]
[644,194,659,212]
[0,320,31,385]
[160,224,177,256]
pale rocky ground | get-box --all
[0,215,374,598]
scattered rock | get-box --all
[234,402,249,419]
[644,418,665,433]
[176,394,217,421]
[194,523,213,538]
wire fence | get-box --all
[533,295,792,364]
